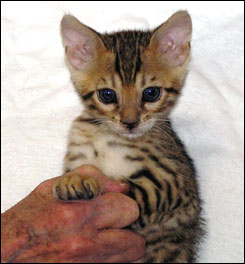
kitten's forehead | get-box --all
[101,30,152,85]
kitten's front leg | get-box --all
[55,173,102,200]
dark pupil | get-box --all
[143,87,160,102]
[103,90,112,100]
[99,89,116,103]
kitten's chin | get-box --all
[118,131,145,140]
[108,126,146,140]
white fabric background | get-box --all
[1,1,244,263]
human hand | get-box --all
[1,165,145,263]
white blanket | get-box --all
[2,1,244,263]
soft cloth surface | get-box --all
[2,1,244,263]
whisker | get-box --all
[88,114,180,154]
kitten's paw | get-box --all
[54,174,101,200]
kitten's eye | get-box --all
[142,87,161,102]
[98,89,117,104]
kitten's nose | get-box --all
[120,120,139,130]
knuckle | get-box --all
[80,164,99,174]
[35,179,50,194]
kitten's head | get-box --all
[61,11,192,139]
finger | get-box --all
[34,192,139,232]
[90,192,139,229]
[97,229,146,263]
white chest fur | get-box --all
[67,129,143,180]
[93,134,143,179]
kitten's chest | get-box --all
[95,135,142,179]
[67,131,143,180]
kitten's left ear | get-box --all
[61,14,106,70]
[149,11,192,66]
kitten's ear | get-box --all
[61,15,105,70]
[149,11,192,66]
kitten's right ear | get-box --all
[61,15,105,70]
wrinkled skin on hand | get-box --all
[1,165,145,263]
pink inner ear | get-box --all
[158,37,175,54]
[66,46,88,70]
[159,26,190,50]
[63,27,88,48]
[62,26,95,70]
[156,26,191,66]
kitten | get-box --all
[54,11,204,263]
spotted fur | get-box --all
[56,11,205,263]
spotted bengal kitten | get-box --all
[54,11,204,263]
